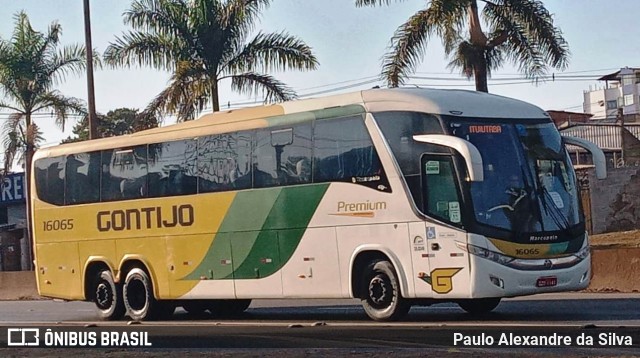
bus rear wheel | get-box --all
[93,269,125,320]
[122,267,166,321]
[360,260,410,321]
[458,298,501,315]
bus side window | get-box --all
[313,115,388,190]
[64,152,100,204]
[254,123,312,188]
[197,132,252,193]
[34,156,65,206]
[101,146,148,201]
[148,139,197,197]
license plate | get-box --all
[536,276,557,287]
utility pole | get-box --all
[83,0,98,139]
[618,107,625,166]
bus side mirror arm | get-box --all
[412,134,484,182]
[562,136,607,179]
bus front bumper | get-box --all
[469,253,591,298]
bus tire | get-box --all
[458,298,501,315]
[122,267,161,321]
[93,269,125,320]
[360,260,410,321]
[209,299,252,316]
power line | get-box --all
[408,74,602,81]
[0,112,85,118]
[216,77,383,110]
[405,80,536,87]
[296,75,380,91]
[415,67,619,77]
[0,66,623,122]
[221,72,612,109]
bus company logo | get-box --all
[419,268,462,294]
[7,328,39,346]
[330,200,387,218]
[528,234,558,242]
[97,204,194,232]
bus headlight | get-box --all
[461,243,515,266]
[573,245,590,260]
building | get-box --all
[561,124,640,168]
[0,172,29,271]
[547,110,593,128]
[583,67,640,122]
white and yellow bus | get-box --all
[31,88,606,321]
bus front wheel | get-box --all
[123,267,164,321]
[93,269,125,320]
[458,298,501,315]
[360,260,410,321]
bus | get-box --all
[31,88,606,321]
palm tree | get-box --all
[104,0,319,120]
[356,0,569,92]
[0,11,87,178]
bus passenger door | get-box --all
[421,154,471,298]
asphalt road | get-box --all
[1,293,639,355]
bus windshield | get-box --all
[447,118,581,233]
[373,111,582,234]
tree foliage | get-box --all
[0,11,88,173]
[62,108,159,143]
[356,0,570,92]
[104,0,319,120]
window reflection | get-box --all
[101,146,148,201]
[254,124,312,188]
[198,132,252,192]
[314,115,386,190]
[35,111,392,205]
[148,139,197,197]
[65,152,100,204]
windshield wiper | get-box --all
[539,185,572,234]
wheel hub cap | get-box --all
[96,283,111,308]
[369,276,389,305]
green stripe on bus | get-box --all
[230,184,329,279]
[183,188,281,280]
[262,184,329,230]
[183,184,328,281]
[219,188,282,232]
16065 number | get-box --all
[515,248,540,256]
[42,219,74,231]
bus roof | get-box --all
[34,87,548,159]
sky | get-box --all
[1,0,639,150]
